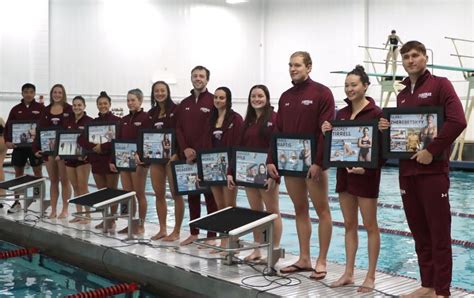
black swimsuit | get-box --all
[389,37,399,51]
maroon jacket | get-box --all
[397,70,467,176]
[4,99,44,143]
[62,113,93,166]
[268,77,335,167]
[83,112,121,174]
[148,101,178,129]
[202,110,243,150]
[33,102,73,153]
[117,109,152,140]
[175,90,214,158]
[334,97,383,198]
[240,111,277,149]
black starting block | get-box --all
[69,188,136,239]
[189,207,284,270]
[0,175,47,216]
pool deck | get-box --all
[0,203,471,297]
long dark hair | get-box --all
[210,87,233,126]
[150,81,173,113]
[243,85,272,137]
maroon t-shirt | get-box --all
[334,97,383,198]
[268,77,335,167]
[175,90,214,158]
[4,99,44,143]
[148,101,178,130]
[397,70,467,176]
[203,110,243,149]
[117,109,152,140]
[240,111,277,149]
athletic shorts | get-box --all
[12,147,43,168]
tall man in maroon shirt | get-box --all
[176,66,218,246]
[267,52,334,278]
[3,83,44,213]
[379,41,466,297]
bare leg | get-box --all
[57,160,71,218]
[131,166,149,234]
[45,158,59,218]
[163,161,184,241]
[150,164,168,240]
[244,188,265,260]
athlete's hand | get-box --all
[227,175,236,190]
[346,167,366,175]
[92,144,102,154]
[266,164,279,179]
[184,148,196,164]
[378,118,390,131]
[307,164,322,181]
[321,121,333,134]
[109,163,118,173]
[5,142,15,149]
[34,151,43,158]
[411,149,433,165]
[265,177,276,192]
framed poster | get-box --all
[85,122,117,146]
[139,128,175,164]
[271,133,315,177]
[112,140,138,171]
[38,128,58,155]
[323,120,379,168]
[9,120,37,147]
[56,130,83,159]
[382,107,443,159]
[171,161,208,195]
[197,148,230,186]
[232,147,268,189]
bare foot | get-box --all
[69,217,82,223]
[95,221,104,229]
[162,232,180,242]
[58,211,68,219]
[198,239,217,249]
[357,276,375,293]
[133,226,145,235]
[244,249,262,262]
[400,287,435,298]
[48,213,57,219]
[78,217,91,225]
[118,226,129,234]
[151,231,167,241]
[180,234,198,246]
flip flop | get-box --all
[309,270,327,280]
[280,264,314,274]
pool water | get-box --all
[3,166,473,291]
[0,240,154,297]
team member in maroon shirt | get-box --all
[322,66,382,292]
[201,86,243,251]
[227,84,282,261]
[379,41,466,297]
[110,88,152,235]
[3,83,44,213]
[62,96,92,224]
[34,84,73,219]
[267,51,334,278]
[83,91,120,231]
[175,66,218,246]
[148,81,184,242]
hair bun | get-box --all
[100,91,108,97]
[354,65,365,72]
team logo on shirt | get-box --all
[200,107,210,113]
[64,113,69,117]
[154,122,164,129]
[18,111,23,114]
[267,122,273,127]
[418,92,432,99]
[133,122,142,126]
[401,99,406,104]
[301,100,313,105]
[170,113,174,117]
[32,110,40,114]
[51,117,60,125]
[228,123,234,129]
[441,193,448,198]
[185,107,190,111]
[79,126,84,129]
[400,189,406,195]
[284,102,290,107]
[213,130,223,140]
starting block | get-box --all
[0,175,47,216]
[189,207,284,271]
[68,188,136,239]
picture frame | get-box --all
[84,122,117,148]
[271,133,315,177]
[382,107,444,159]
[9,120,38,147]
[112,140,139,171]
[323,120,379,168]
[56,130,84,159]
[197,148,230,186]
[171,160,208,195]
[232,147,268,189]
[38,128,58,155]
[138,128,175,164]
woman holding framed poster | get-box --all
[33,84,73,219]
[321,65,382,292]
[109,89,152,235]
[226,85,282,261]
[81,92,120,231]
[202,86,243,251]
[61,96,93,224]
[148,81,184,241]
[0,117,5,200]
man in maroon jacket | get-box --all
[267,51,334,278]
[3,83,44,213]
[379,41,466,297]
[175,66,218,246]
